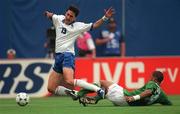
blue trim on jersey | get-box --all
[90,24,93,31]
[53,52,75,73]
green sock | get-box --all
[95,95,102,101]
[94,95,103,103]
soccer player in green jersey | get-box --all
[66,71,172,106]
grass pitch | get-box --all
[0,96,180,114]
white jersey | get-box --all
[52,14,93,54]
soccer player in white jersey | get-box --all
[44,5,114,98]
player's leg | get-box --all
[47,70,61,93]
[78,81,127,106]
[48,53,74,95]
[66,84,95,101]
[85,81,114,102]
[75,83,99,98]
[47,52,64,94]
[62,52,105,98]
[76,80,114,105]
[47,69,75,95]
[76,80,113,96]
[66,80,113,100]
[102,81,128,106]
[99,80,114,91]
[63,67,104,96]
[81,80,127,106]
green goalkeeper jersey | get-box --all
[123,81,172,106]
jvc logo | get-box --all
[0,63,51,94]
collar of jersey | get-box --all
[62,19,75,27]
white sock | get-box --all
[74,79,100,92]
[55,86,71,96]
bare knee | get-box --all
[47,70,61,94]
[100,80,114,89]
[47,84,56,94]
[64,79,74,86]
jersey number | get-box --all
[61,27,67,34]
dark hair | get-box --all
[152,71,164,83]
[67,5,79,17]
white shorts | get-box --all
[106,83,128,106]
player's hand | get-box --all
[44,11,48,16]
[104,7,115,18]
[125,96,135,102]
[44,11,53,19]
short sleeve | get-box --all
[87,38,95,50]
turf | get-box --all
[0,96,180,114]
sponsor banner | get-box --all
[75,57,180,95]
[0,57,180,98]
[0,59,53,98]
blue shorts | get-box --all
[53,52,75,73]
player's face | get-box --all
[150,76,155,81]
[151,76,159,84]
[108,22,116,31]
[64,10,76,25]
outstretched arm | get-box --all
[125,90,152,102]
[92,7,115,29]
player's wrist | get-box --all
[102,16,109,21]
[133,95,141,101]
